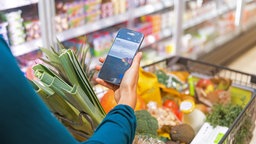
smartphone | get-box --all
[98,28,144,85]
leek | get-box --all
[30,42,105,140]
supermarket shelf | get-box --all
[193,29,240,59]
[11,39,42,56]
[0,0,38,11]
[57,1,173,42]
[205,19,256,55]
[9,1,173,57]
[141,28,173,48]
[243,3,256,31]
[198,20,256,66]
[183,3,236,30]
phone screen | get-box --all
[98,28,144,85]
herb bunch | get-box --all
[206,103,243,127]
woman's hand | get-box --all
[95,52,142,109]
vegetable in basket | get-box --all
[135,110,158,136]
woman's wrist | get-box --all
[118,91,137,109]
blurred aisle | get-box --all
[228,46,256,75]
[228,46,256,144]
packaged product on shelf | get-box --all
[66,1,84,18]
[101,1,114,18]
[157,39,175,55]
[55,0,103,28]
[242,3,256,27]
[24,20,41,41]
[140,14,162,34]
[84,0,101,23]
[85,10,101,23]
[161,11,174,30]
[69,13,87,28]
[0,22,9,44]
[55,13,69,32]
[88,30,114,57]
[84,0,102,12]
[111,0,127,15]
[66,1,87,27]
[5,10,26,46]
[5,10,23,22]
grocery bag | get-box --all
[137,68,162,106]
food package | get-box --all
[101,2,114,18]
[0,22,9,44]
[24,20,41,41]
[55,14,69,32]
[137,68,162,106]
[194,77,232,107]
[5,10,26,46]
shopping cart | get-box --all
[142,56,256,144]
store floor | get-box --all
[227,46,256,144]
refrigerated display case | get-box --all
[1,0,256,72]
[0,0,42,56]
[53,0,175,67]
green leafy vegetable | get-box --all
[206,103,243,127]
[135,110,158,136]
[30,42,105,140]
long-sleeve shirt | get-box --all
[0,36,136,144]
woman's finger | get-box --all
[95,65,102,71]
[99,57,105,63]
[95,78,119,90]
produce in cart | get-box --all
[136,57,255,143]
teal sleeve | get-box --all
[84,105,136,144]
[0,36,78,144]
[0,37,136,144]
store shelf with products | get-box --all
[196,0,256,65]
[183,2,236,30]
[56,0,174,42]
[55,0,175,70]
[181,0,256,64]
[2,0,174,57]
[198,23,256,66]
[0,2,42,57]
[2,0,256,74]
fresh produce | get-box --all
[135,110,159,136]
[196,78,214,92]
[169,123,195,144]
[30,42,105,140]
[162,99,182,121]
[211,77,232,90]
[133,135,165,144]
[195,77,232,107]
[100,90,117,113]
[206,103,243,127]
[155,69,187,92]
[100,89,146,113]
[148,106,180,129]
